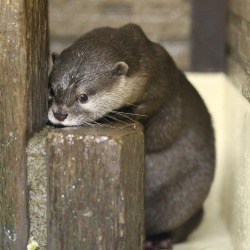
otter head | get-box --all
[48,49,144,126]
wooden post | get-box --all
[47,124,145,250]
[191,0,226,71]
[0,1,48,249]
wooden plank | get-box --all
[0,1,48,249]
[47,124,145,250]
[191,0,227,71]
[227,2,250,102]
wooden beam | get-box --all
[191,0,227,71]
[0,1,48,249]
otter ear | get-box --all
[51,52,59,64]
[112,62,129,77]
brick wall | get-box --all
[227,0,250,101]
[49,0,191,70]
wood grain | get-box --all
[0,1,48,249]
[47,124,145,250]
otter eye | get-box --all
[49,87,55,97]
[78,94,88,103]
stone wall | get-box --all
[49,0,191,70]
[227,0,250,101]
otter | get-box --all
[48,24,215,249]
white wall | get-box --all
[174,73,250,250]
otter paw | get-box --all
[145,238,172,250]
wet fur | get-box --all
[48,24,215,243]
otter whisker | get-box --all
[110,110,138,123]
[115,110,148,118]
[123,102,140,107]
[99,117,111,123]
[85,118,103,127]
[81,121,92,127]
[105,114,129,125]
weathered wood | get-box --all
[47,124,145,250]
[0,1,48,249]
[191,0,227,71]
[227,8,250,102]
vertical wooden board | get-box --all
[0,1,48,249]
[191,0,227,71]
[47,125,144,250]
[25,1,49,132]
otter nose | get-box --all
[53,110,68,121]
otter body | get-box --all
[48,24,215,245]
